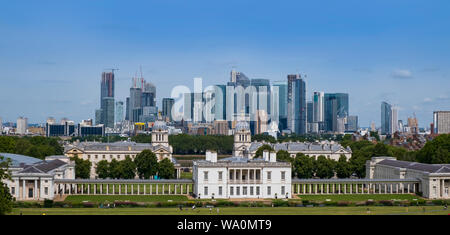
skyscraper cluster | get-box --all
[125,76,158,123]
[182,70,355,135]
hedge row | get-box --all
[13,199,449,209]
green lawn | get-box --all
[8,206,450,215]
[297,194,422,202]
[180,171,193,179]
[64,195,189,203]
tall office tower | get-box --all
[324,93,349,132]
[193,92,204,123]
[346,115,359,132]
[213,85,226,121]
[115,101,124,123]
[250,78,271,117]
[16,117,28,135]
[230,70,250,87]
[312,91,324,122]
[140,81,158,122]
[99,71,115,128]
[162,98,175,121]
[433,111,450,134]
[183,92,193,121]
[306,101,314,133]
[129,84,142,123]
[381,101,393,135]
[398,120,404,133]
[273,81,287,131]
[408,117,419,134]
[287,74,306,134]
[95,109,103,125]
[125,97,130,121]
[391,106,398,134]
[0,117,3,133]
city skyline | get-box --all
[1,0,450,126]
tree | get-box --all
[276,150,292,163]
[120,156,136,179]
[335,155,351,178]
[255,144,274,158]
[71,156,91,179]
[373,143,389,156]
[314,155,335,179]
[158,158,175,179]
[134,150,158,179]
[108,159,121,179]
[0,156,13,215]
[293,153,315,178]
[418,134,450,164]
[96,160,110,179]
[349,151,367,178]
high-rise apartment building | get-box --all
[381,101,392,135]
[433,111,450,134]
[98,71,115,128]
[16,117,28,135]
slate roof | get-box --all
[65,141,157,152]
[248,142,351,153]
[0,153,41,168]
[378,159,450,174]
[18,159,67,174]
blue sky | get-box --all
[0,0,449,127]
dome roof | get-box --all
[153,120,168,131]
[235,120,250,131]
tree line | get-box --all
[0,136,63,160]
[72,150,176,179]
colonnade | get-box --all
[292,180,420,195]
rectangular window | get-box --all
[250,186,254,195]
[236,187,240,196]
[204,186,208,196]
[230,187,234,195]
[281,186,285,195]
[11,187,15,195]
[267,171,272,180]
[281,171,285,180]
[204,171,208,181]
[218,171,223,181]
[267,186,271,195]
[218,186,222,196]
[229,171,233,180]
[45,187,48,195]
[256,186,260,195]
[243,186,247,195]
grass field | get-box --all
[64,195,189,203]
[8,206,450,215]
[297,194,422,202]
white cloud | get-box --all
[391,69,413,79]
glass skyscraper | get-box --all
[287,74,306,134]
[324,93,349,132]
[99,71,115,128]
[381,101,392,135]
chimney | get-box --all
[263,150,269,161]
[269,151,277,162]
[211,151,217,163]
[206,150,211,162]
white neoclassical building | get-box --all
[194,120,292,199]
[64,120,177,179]
[193,150,291,199]
[366,156,450,199]
[1,153,75,201]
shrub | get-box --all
[337,201,351,207]
[272,200,289,207]
[43,199,54,208]
[365,200,375,206]
[379,200,393,206]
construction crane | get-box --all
[104,68,119,74]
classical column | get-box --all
[344,184,347,194]
[303,184,306,194]
[407,184,410,193]
[327,184,330,194]
[88,184,90,194]
[22,179,26,199]
[94,184,97,195]
[333,184,335,194]
[69,184,72,195]
[119,184,122,195]
[315,184,318,194]
[350,184,353,194]
[150,184,153,195]
[396,184,399,194]
[163,184,165,194]
[309,184,312,194]
[321,184,323,194]
[338,184,341,194]
[81,184,84,195]
[125,184,128,195]
[34,180,38,199]
[187,184,190,195]
[181,185,183,195]
[297,184,300,194]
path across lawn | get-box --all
[64,195,189,203]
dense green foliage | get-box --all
[71,156,91,179]
[255,144,274,157]
[157,158,176,179]
[70,135,127,143]
[0,136,63,159]
[417,134,450,163]
[276,150,292,163]
[95,160,110,179]
[169,134,233,154]
[0,155,13,215]
[134,150,158,179]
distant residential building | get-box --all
[77,124,105,137]
[16,117,28,135]
[433,111,450,134]
[213,120,229,135]
[408,117,419,134]
[46,119,75,137]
